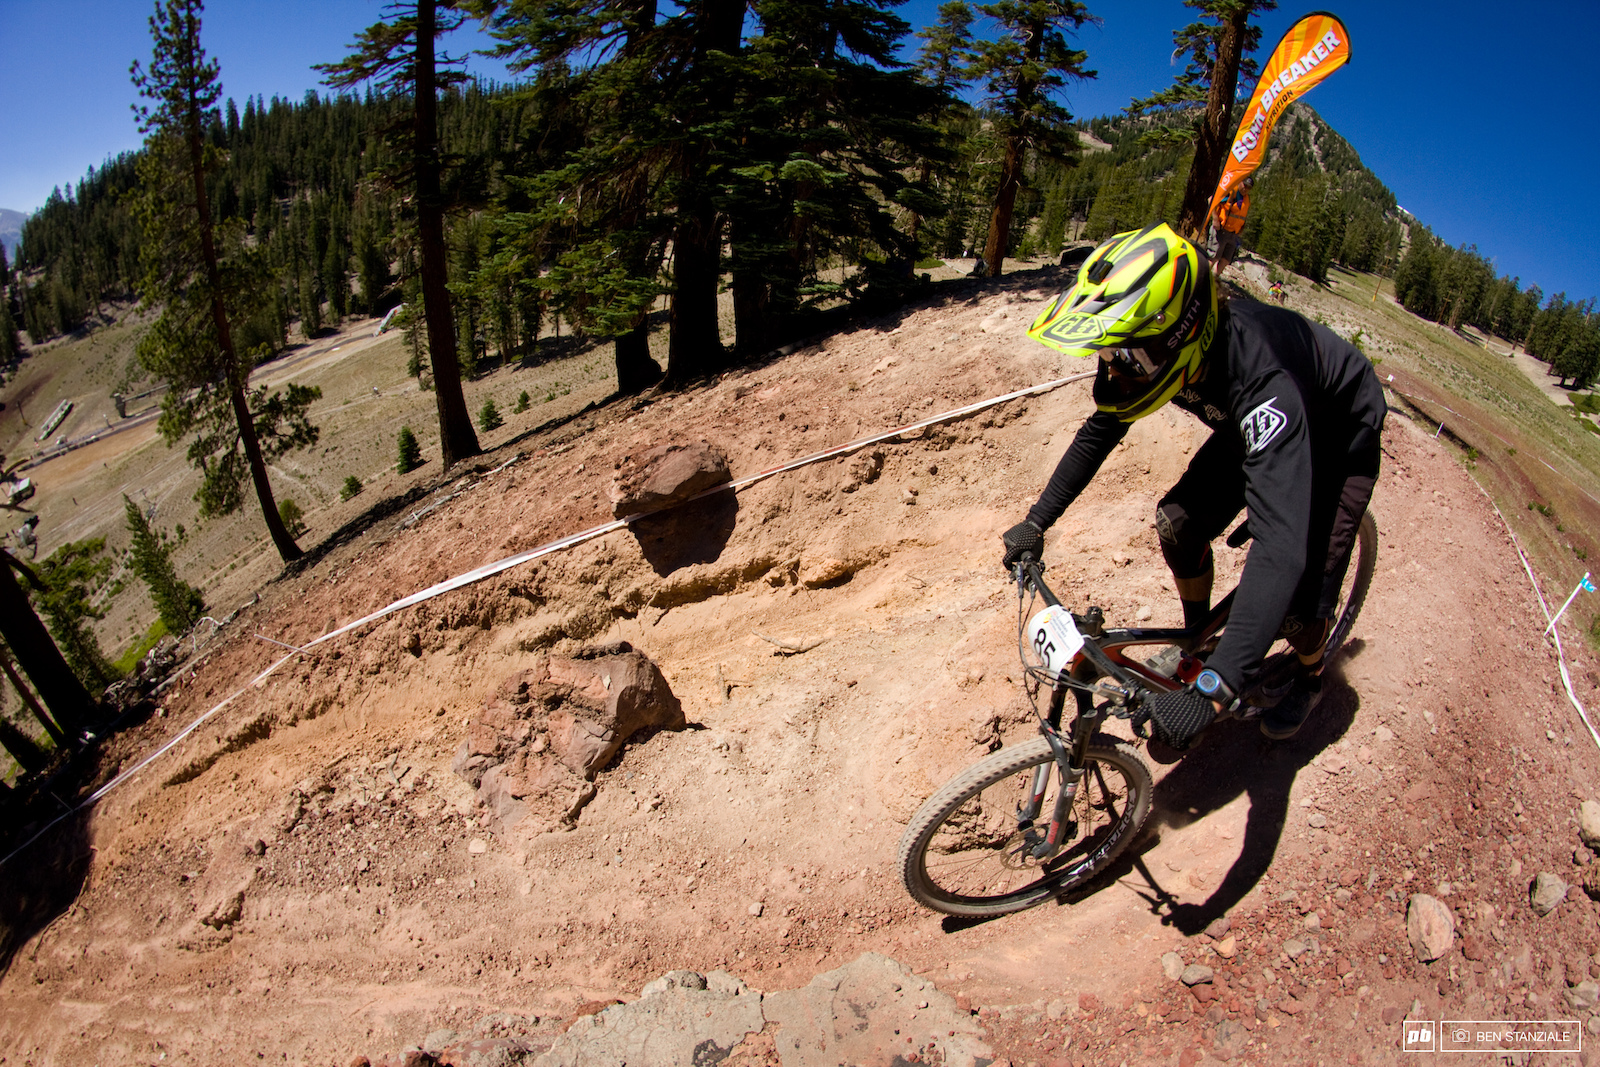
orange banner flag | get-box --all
[1208,12,1352,227]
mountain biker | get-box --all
[1212,177,1251,278]
[1000,222,1386,743]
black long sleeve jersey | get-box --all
[1024,296,1387,691]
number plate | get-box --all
[1028,605,1085,674]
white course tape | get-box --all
[1480,493,1600,752]
[1391,379,1600,751]
[1,370,1095,868]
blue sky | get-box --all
[2,0,1597,302]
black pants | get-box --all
[1156,425,1380,632]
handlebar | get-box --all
[1011,555,1062,609]
[1012,556,1128,686]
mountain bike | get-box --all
[896,512,1377,917]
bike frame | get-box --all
[1010,558,1260,862]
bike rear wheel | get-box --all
[897,737,1152,917]
[1325,509,1377,660]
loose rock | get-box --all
[1407,894,1455,961]
[1531,872,1568,916]
[1580,800,1600,848]
[1565,981,1600,1012]
[1161,952,1185,981]
[1180,964,1214,986]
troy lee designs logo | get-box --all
[1241,398,1287,453]
[1231,30,1343,161]
[1177,389,1227,423]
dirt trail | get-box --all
[4,270,1600,1067]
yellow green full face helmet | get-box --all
[1026,222,1217,421]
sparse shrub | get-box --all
[514,390,530,413]
[278,499,307,538]
[397,426,422,473]
[341,475,363,501]
[478,398,503,432]
[1529,501,1553,517]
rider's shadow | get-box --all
[1120,677,1361,935]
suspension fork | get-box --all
[1025,677,1100,861]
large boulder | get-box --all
[452,643,684,832]
[609,440,732,520]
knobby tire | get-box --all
[1326,509,1377,660]
[897,737,1153,918]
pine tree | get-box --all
[31,538,118,691]
[319,0,482,467]
[0,552,96,739]
[964,0,1097,277]
[123,495,205,634]
[1127,1,1275,238]
[397,426,423,472]
[131,0,320,563]
[477,398,502,432]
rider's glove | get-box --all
[1137,684,1220,751]
[1001,520,1045,568]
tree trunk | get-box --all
[731,265,768,357]
[0,556,93,739]
[0,714,46,774]
[664,0,744,385]
[613,316,662,395]
[0,641,66,748]
[181,43,302,563]
[1176,7,1249,240]
[666,206,724,385]
[982,134,1028,279]
[415,0,481,468]
[227,381,303,561]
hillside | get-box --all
[3,260,1600,1065]
[0,208,22,257]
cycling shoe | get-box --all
[1260,674,1322,740]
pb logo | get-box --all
[1402,1021,1436,1052]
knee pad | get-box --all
[1156,501,1210,578]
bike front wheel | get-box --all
[897,737,1153,918]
